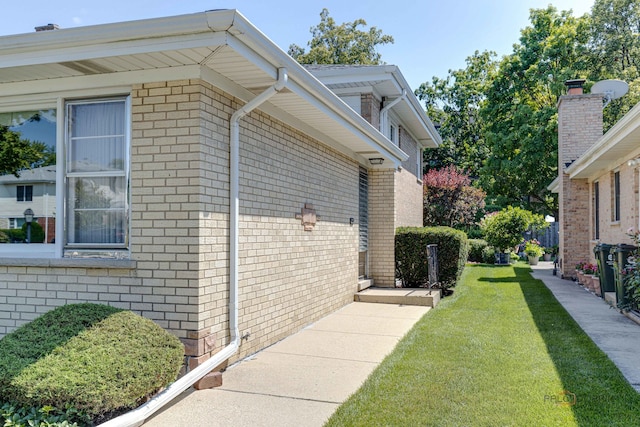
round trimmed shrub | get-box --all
[0,303,184,420]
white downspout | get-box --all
[379,89,406,139]
[100,67,288,427]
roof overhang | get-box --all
[305,65,442,148]
[567,100,640,180]
[0,10,408,168]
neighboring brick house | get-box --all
[552,79,640,279]
[0,9,440,376]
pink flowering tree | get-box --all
[423,166,486,229]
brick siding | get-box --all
[0,79,362,364]
[557,94,602,277]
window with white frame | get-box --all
[389,122,398,146]
[16,185,33,202]
[612,170,620,222]
[66,98,129,248]
[0,96,131,256]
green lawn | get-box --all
[326,263,640,426]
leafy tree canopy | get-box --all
[0,125,55,177]
[288,8,394,65]
[480,6,589,216]
[416,50,497,177]
[417,0,640,218]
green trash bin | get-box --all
[614,244,637,307]
[594,243,615,297]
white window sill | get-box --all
[0,257,135,269]
[0,244,135,269]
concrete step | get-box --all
[354,287,441,308]
[358,279,373,291]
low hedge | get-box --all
[0,303,184,423]
[396,226,468,288]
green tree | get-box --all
[416,51,497,176]
[288,9,394,65]
[480,7,589,216]
[587,0,640,131]
[0,125,55,176]
[481,206,547,253]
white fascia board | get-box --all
[568,100,640,179]
[285,78,407,166]
[307,65,398,86]
[0,32,228,69]
[0,9,406,165]
[0,12,231,59]
[223,12,407,164]
[199,66,368,163]
[387,67,442,147]
[0,65,202,99]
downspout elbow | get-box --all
[380,89,406,136]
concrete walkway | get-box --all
[530,261,640,391]
[144,263,640,426]
[144,302,430,427]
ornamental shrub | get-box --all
[0,303,184,423]
[482,246,496,264]
[524,239,544,258]
[423,166,486,229]
[21,220,45,243]
[468,239,488,263]
[480,206,547,252]
[396,226,468,288]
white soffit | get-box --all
[0,10,407,167]
[569,101,640,179]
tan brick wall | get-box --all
[399,127,421,179]
[395,168,423,227]
[557,94,603,278]
[361,93,381,130]
[0,79,361,363]
[559,175,591,276]
[368,169,396,287]
[593,164,639,247]
[231,102,360,359]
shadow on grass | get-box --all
[516,263,640,425]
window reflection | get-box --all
[0,110,56,243]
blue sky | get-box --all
[1,0,594,92]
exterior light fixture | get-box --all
[369,158,384,165]
[628,158,640,167]
[23,208,34,243]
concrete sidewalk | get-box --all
[530,261,640,391]
[144,302,430,427]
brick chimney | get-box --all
[564,78,586,95]
[35,24,60,32]
[557,79,603,278]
